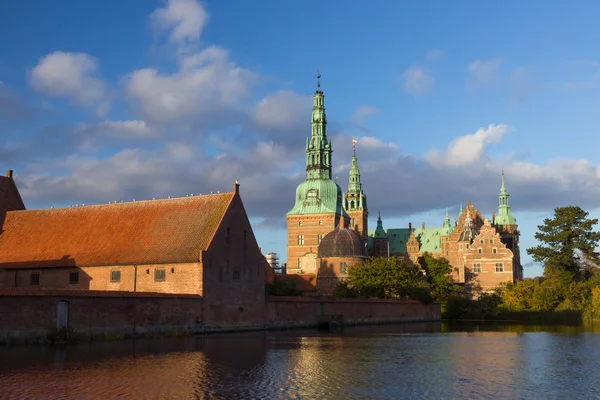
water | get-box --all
[1,322,600,399]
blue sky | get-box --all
[2,0,600,277]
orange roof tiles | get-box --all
[0,192,234,269]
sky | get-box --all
[2,0,600,278]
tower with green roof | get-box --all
[371,212,389,257]
[286,72,350,271]
[344,139,369,241]
[493,170,522,279]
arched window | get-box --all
[478,248,483,254]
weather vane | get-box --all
[352,138,358,156]
[316,68,321,89]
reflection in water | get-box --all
[1,322,600,399]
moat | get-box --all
[1,322,600,399]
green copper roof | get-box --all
[373,212,387,238]
[287,73,347,218]
[442,209,454,236]
[366,226,445,254]
[495,170,517,226]
[413,227,445,253]
[344,142,368,211]
[287,178,349,217]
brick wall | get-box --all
[287,213,343,271]
[0,290,204,344]
[267,296,441,329]
[0,262,203,295]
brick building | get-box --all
[0,175,269,325]
[285,76,522,296]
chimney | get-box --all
[6,170,13,179]
[409,222,412,230]
[233,180,240,195]
[421,221,425,229]
[492,211,496,224]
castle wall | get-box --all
[266,297,441,329]
[0,290,205,344]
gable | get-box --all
[0,173,25,214]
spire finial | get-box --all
[316,69,321,89]
[352,138,357,156]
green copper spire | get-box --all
[344,139,368,211]
[374,211,387,238]
[442,208,454,235]
[288,72,349,218]
[495,168,517,226]
[305,69,332,180]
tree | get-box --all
[527,206,600,278]
[346,257,431,302]
[418,252,456,302]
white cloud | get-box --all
[468,58,503,88]
[76,120,154,138]
[352,106,378,125]
[401,66,434,95]
[125,46,257,122]
[150,0,209,45]
[425,124,509,167]
[29,51,109,111]
[254,90,312,130]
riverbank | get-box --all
[0,290,440,345]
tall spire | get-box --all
[495,168,517,226]
[305,70,331,180]
[374,211,386,238]
[344,138,368,212]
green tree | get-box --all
[527,206,600,278]
[418,252,456,301]
[346,257,432,302]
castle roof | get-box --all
[0,191,236,269]
[318,228,367,258]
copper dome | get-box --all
[317,228,367,258]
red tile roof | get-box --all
[0,173,25,214]
[0,192,234,269]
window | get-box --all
[110,270,121,283]
[233,268,241,281]
[30,272,40,286]
[489,239,494,244]
[478,248,483,254]
[495,263,504,272]
[466,244,470,249]
[318,234,323,244]
[480,239,484,244]
[319,220,323,225]
[69,272,79,285]
[154,268,166,282]
[473,263,482,273]
[298,235,305,245]
[340,262,348,274]
[299,220,303,226]
[493,248,497,254]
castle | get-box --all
[285,75,523,295]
